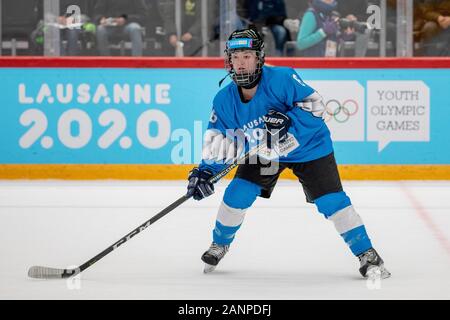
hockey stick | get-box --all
[28,143,264,279]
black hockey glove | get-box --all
[187,167,215,200]
[263,110,292,149]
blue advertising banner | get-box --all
[0,67,449,165]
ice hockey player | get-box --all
[186,27,390,279]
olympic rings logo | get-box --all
[324,99,359,123]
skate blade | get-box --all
[203,263,216,274]
[366,265,391,280]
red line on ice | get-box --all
[400,183,450,257]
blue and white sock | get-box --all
[212,178,261,245]
[315,192,372,256]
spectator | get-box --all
[30,0,94,56]
[245,0,291,56]
[336,0,369,42]
[335,0,371,57]
[417,0,450,56]
[93,0,148,56]
[296,0,340,57]
[385,0,446,56]
[58,0,95,55]
[156,0,204,56]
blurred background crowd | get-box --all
[0,0,449,57]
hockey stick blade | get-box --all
[28,266,80,279]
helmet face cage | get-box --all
[224,30,265,88]
[225,50,264,88]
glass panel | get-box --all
[1,0,448,57]
[43,0,60,56]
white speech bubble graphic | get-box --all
[307,81,365,141]
[367,81,430,152]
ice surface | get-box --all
[0,180,449,299]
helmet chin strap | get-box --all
[218,70,234,87]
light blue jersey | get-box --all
[198,64,376,261]
[200,65,333,174]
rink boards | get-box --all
[0,57,449,179]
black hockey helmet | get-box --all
[224,27,265,89]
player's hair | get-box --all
[224,27,265,89]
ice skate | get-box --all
[358,248,391,279]
[201,242,229,273]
